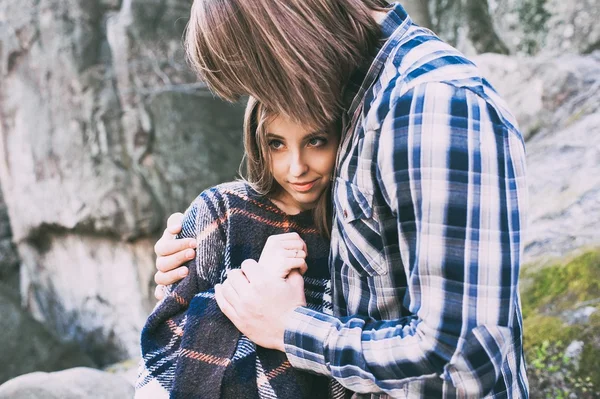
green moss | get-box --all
[523,314,576,353]
[521,250,600,318]
[521,249,600,395]
[577,312,600,388]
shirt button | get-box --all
[343,209,348,219]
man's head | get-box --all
[185,0,388,130]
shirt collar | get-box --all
[343,3,412,118]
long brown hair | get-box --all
[185,0,388,131]
[240,97,335,239]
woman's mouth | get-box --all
[289,180,317,192]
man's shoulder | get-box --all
[370,25,520,134]
[381,25,482,97]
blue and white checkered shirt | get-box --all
[283,4,529,398]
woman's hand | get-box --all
[153,213,197,300]
[258,232,308,278]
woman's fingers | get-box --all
[258,233,309,277]
[282,249,306,259]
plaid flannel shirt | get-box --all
[283,4,529,398]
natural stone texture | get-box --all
[474,52,600,262]
[0,0,245,364]
[0,367,133,399]
[0,183,20,288]
[0,284,95,385]
[491,0,600,55]
[564,306,599,326]
[425,0,600,56]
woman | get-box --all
[135,97,344,399]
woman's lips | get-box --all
[289,180,317,192]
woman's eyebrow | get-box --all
[305,130,329,138]
[265,133,285,139]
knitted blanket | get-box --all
[136,182,346,399]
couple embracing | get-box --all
[136,1,529,398]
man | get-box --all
[154,1,529,397]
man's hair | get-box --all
[185,0,388,130]
[240,97,337,238]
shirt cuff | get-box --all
[283,306,338,377]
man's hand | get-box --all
[153,212,197,300]
[214,259,306,352]
[259,233,308,277]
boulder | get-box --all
[0,284,95,385]
[429,0,600,56]
[474,52,600,262]
[0,368,133,399]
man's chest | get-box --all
[329,112,410,319]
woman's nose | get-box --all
[289,152,308,177]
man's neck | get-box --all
[370,10,388,24]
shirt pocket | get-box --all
[334,178,387,277]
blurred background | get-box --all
[0,0,598,397]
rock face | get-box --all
[0,285,95,385]
[491,0,600,55]
[0,367,133,399]
[0,0,245,364]
[474,52,600,263]
[427,0,600,56]
[0,189,19,288]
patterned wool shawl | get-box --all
[136,182,346,399]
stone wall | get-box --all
[0,0,245,364]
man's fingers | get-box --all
[219,279,244,310]
[241,259,261,282]
[154,285,166,300]
[166,212,185,234]
[215,284,241,325]
[156,248,195,272]
[155,236,197,258]
[226,269,250,293]
[280,258,308,277]
[154,266,189,286]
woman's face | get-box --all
[265,115,339,214]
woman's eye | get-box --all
[308,137,327,147]
[269,140,284,150]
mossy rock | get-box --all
[521,249,600,396]
[521,250,600,318]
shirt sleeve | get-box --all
[283,82,528,397]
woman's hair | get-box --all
[185,0,388,131]
[241,97,335,239]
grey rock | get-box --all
[0,0,244,364]
[492,0,600,55]
[431,0,600,56]
[0,284,95,385]
[564,340,584,365]
[564,306,598,326]
[0,367,133,399]
[0,188,20,286]
[474,52,600,262]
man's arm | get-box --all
[283,82,527,397]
